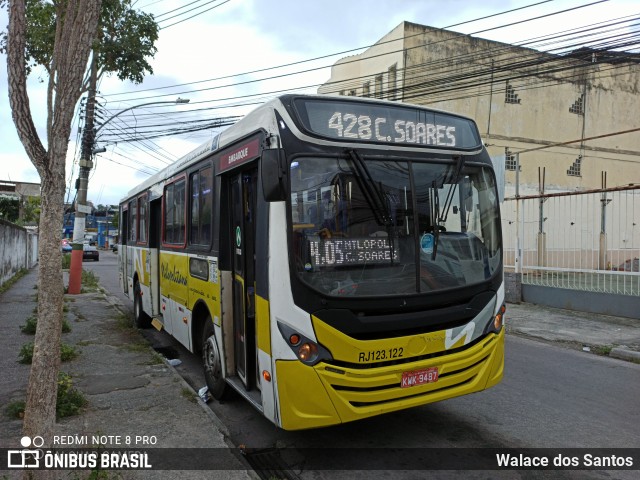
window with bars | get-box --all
[375,74,383,99]
[362,81,371,97]
[505,81,520,104]
[505,149,519,171]
[388,64,397,100]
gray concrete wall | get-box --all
[505,271,522,304]
[522,284,639,320]
[0,219,38,287]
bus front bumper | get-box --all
[275,328,504,430]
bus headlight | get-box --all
[298,342,318,363]
[277,321,333,366]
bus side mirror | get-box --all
[261,149,286,202]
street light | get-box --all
[93,97,190,136]
[68,97,190,294]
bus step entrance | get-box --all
[226,376,263,412]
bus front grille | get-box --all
[317,335,497,412]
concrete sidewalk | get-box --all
[0,267,254,479]
[505,301,640,361]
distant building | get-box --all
[0,180,41,224]
[318,21,640,194]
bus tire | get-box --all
[133,281,151,328]
[202,319,231,401]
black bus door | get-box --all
[230,169,258,389]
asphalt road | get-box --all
[85,252,640,479]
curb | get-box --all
[609,347,640,363]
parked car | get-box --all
[61,239,72,253]
[82,244,99,262]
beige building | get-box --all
[318,21,640,195]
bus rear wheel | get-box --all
[202,319,231,400]
[133,281,151,328]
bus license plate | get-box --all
[401,367,439,388]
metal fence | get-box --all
[502,185,640,296]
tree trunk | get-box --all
[6,4,102,479]
[23,163,65,443]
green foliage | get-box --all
[57,372,87,419]
[20,315,71,334]
[20,316,38,334]
[111,210,120,229]
[3,373,86,420]
[82,269,100,290]
[62,252,72,269]
[0,0,159,84]
[18,342,79,364]
[5,400,26,419]
[21,196,41,224]
[0,268,28,295]
[0,197,19,222]
[18,342,34,364]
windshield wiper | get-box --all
[346,149,393,228]
[430,180,440,261]
[440,155,464,225]
[431,155,465,260]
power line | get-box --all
[159,0,231,30]
[97,2,640,172]
[104,0,562,99]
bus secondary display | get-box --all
[307,237,399,268]
[293,97,482,149]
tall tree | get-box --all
[5,1,103,465]
[3,0,158,465]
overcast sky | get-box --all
[0,0,637,206]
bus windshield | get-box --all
[289,155,501,297]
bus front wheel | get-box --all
[202,319,230,400]
[133,281,151,328]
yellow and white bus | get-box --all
[118,94,505,430]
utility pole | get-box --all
[69,54,98,294]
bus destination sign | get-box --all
[294,98,481,149]
[308,237,399,268]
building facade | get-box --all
[318,21,640,194]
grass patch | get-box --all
[115,312,134,330]
[18,342,80,364]
[145,352,165,366]
[3,372,86,420]
[57,372,87,419]
[0,268,28,295]
[20,315,71,334]
[181,388,196,403]
[5,400,26,419]
[81,269,100,290]
[62,253,71,269]
[122,342,150,353]
[593,345,613,356]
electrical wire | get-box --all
[95,1,639,174]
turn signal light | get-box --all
[262,370,271,382]
[494,304,506,330]
[289,334,301,346]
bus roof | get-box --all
[120,94,481,203]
